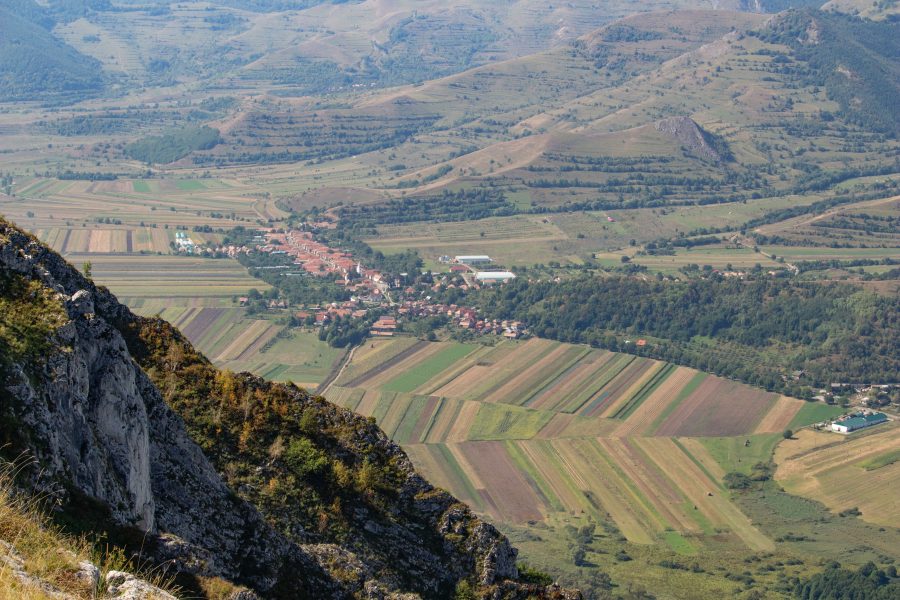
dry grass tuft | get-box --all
[0,460,179,599]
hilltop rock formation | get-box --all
[0,217,581,599]
[655,116,731,163]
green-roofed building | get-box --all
[831,412,889,433]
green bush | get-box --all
[283,437,329,478]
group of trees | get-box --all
[473,275,900,390]
[126,126,221,165]
[793,562,900,600]
[337,188,515,227]
[237,252,351,307]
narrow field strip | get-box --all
[598,360,662,419]
[614,366,696,437]
[382,343,476,393]
[349,341,443,389]
[611,362,676,420]
[754,395,805,434]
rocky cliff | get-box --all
[0,217,580,600]
[654,116,732,163]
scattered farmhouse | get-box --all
[831,411,888,434]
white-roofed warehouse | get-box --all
[475,271,516,283]
[455,255,492,264]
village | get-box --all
[233,227,527,341]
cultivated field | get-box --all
[65,254,269,304]
[775,423,900,529]
[329,337,826,553]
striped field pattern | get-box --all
[329,337,812,552]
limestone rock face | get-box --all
[1,224,336,596]
[5,311,155,530]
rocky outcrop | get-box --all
[1,221,340,596]
[0,217,580,599]
[655,116,730,163]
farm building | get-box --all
[831,412,888,433]
[456,255,492,265]
[475,271,516,283]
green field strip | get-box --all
[520,346,592,409]
[671,438,725,492]
[647,372,707,435]
[337,338,419,385]
[576,355,640,416]
[393,396,439,444]
[856,448,900,471]
[588,440,673,532]
[663,531,698,555]
[326,386,364,411]
[619,438,706,534]
[132,180,151,193]
[567,440,662,541]
[611,362,676,420]
[504,441,564,513]
[547,351,619,414]
[204,321,246,358]
[413,345,493,395]
[382,393,419,440]
[477,340,519,364]
[466,403,556,441]
[201,312,252,350]
[432,444,485,512]
[18,179,56,197]
[382,343,476,393]
[566,353,635,414]
[423,398,465,443]
[261,363,289,380]
[417,397,446,443]
[175,180,206,191]
[370,391,399,431]
[535,350,618,412]
[788,402,846,429]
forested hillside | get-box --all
[475,276,900,390]
[0,0,103,102]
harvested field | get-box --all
[774,425,900,528]
[457,442,545,523]
[638,438,773,551]
[754,396,804,434]
[654,377,777,437]
[66,254,269,301]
